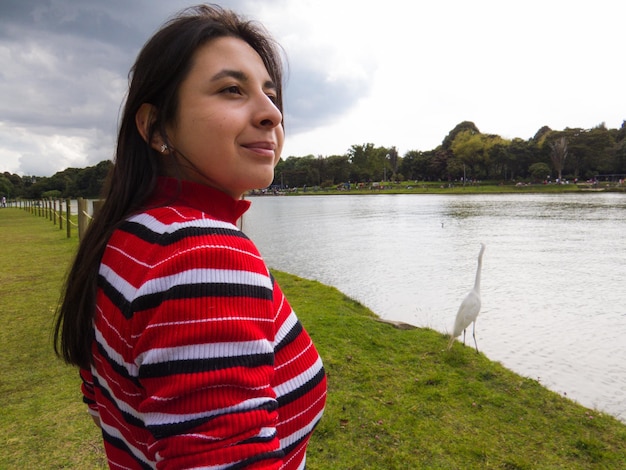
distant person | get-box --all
[54,5,326,469]
[1,196,6,207]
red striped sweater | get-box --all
[81,177,326,469]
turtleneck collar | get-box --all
[146,177,251,225]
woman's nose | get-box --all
[256,95,283,128]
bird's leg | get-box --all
[472,322,479,353]
[462,328,466,345]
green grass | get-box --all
[274,272,626,469]
[2,207,626,469]
[280,180,624,196]
[0,208,107,468]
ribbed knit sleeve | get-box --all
[86,194,326,470]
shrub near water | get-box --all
[1,208,626,469]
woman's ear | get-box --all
[135,103,167,153]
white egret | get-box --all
[447,243,486,353]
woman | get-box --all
[54,5,326,469]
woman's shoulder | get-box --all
[103,204,264,284]
[119,204,246,244]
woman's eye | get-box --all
[222,85,242,95]
[266,93,277,104]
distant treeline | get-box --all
[1,160,112,200]
[2,120,625,199]
[274,120,626,189]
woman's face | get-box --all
[165,36,284,199]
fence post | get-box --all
[77,198,88,241]
[53,199,57,226]
[59,199,63,231]
[66,198,71,238]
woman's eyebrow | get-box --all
[211,69,247,82]
[211,69,277,90]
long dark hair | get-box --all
[54,4,285,369]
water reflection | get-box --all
[244,192,626,422]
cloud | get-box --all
[0,0,369,176]
[1,0,624,176]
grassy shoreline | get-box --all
[253,180,626,197]
[2,208,625,469]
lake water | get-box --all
[243,192,626,423]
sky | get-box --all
[1,0,624,177]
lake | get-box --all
[243,192,626,423]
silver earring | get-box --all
[160,143,168,153]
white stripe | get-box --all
[129,211,237,233]
[93,321,139,377]
[99,264,272,304]
[137,339,273,366]
[274,309,299,346]
[96,399,153,468]
[183,428,278,470]
[274,357,324,399]
[276,340,314,371]
[142,397,276,426]
[106,243,264,271]
[280,403,326,448]
[183,426,275,443]
[273,288,286,321]
[99,263,137,304]
[96,304,133,352]
[141,316,274,334]
[136,268,272,298]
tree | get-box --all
[324,155,351,184]
[450,130,485,180]
[387,146,399,180]
[529,162,551,181]
[531,125,552,144]
[347,143,390,182]
[400,150,430,181]
[274,156,312,188]
[508,138,537,180]
[549,136,568,181]
[0,175,13,198]
[441,121,480,151]
[488,143,513,180]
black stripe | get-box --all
[275,320,303,353]
[93,374,145,429]
[132,282,272,312]
[98,274,132,319]
[121,220,248,246]
[280,408,323,457]
[148,400,278,439]
[81,396,96,406]
[139,352,275,379]
[101,428,153,470]
[225,450,285,470]
[95,340,142,388]
[240,432,277,446]
[100,275,272,319]
[277,367,326,408]
[281,434,308,461]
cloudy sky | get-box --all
[1,0,624,177]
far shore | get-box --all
[249,180,626,196]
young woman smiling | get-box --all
[54,5,326,469]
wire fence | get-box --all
[6,197,103,240]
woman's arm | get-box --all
[133,241,283,469]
